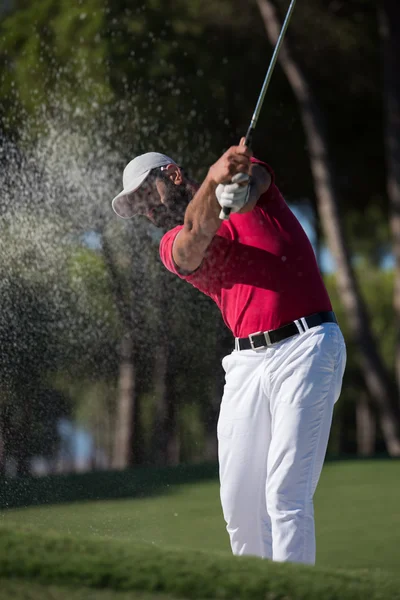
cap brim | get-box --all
[112,171,149,219]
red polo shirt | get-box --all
[159,159,332,338]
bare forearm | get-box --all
[173,172,221,272]
[184,173,221,239]
[172,140,252,273]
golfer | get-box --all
[112,140,346,565]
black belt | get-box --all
[236,311,337,351]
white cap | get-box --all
[112,152,177,219]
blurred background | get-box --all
[0,0,399,478]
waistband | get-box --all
[235,311,337,351]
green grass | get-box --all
[315,459,400,571]
[2,460,400,572]
[1,525,400,600]
[0,579,183,600]
[1,479,226,553]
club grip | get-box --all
[218,172,251,221]
[219,130,254,221]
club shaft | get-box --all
[249,0,297,134]
[220,0,297,220]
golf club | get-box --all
[219,0,298,220]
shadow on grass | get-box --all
[1,454,398,511]
[0,462,219,510]
[324,453,399,464]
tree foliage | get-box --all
[0,0,385,218]
[0,0,397,467]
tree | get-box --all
[1,0,397,466]
[255,0,400,455]
[0,128,125,473]
[379,0,400,405]
[0,231,73,474]
[326,268,395,456]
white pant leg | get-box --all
[266,323,346,565]
[217,349,273,559]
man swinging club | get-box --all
[112,139,346,565]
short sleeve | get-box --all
[159,226,185,277]
[159,225,233,296]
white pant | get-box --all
[217,322,346,565]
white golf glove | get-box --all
[216,173,251,215]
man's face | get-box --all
[144,168,197,230]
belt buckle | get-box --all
[249,330,272,350]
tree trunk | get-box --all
[104,392,115,468]
[203,393,219,462]
[203,318,228,462]
[164,370,180,466]
[380,0,400,406]
[16,453,30,477]
[0,411,5,476]
[356,392,376,456]
[112,333,136,469]
[0,437,4,476]
[151,344,180,466]
[151,345,168,465]
[16,417,31,476]
[131,369,145,466]
[310,197,323,269]
[256,0,400,455]
[101,233,137,469]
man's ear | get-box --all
[164,164,183,185]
